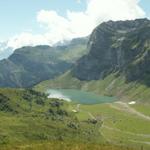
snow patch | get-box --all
[72,110,78,113]
[128,101,136,105]
[48,91,71,102]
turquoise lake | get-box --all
[47,89,117,104]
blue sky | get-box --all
[139,0,150,16]
[0,0,86,40]
[0,0,149,48]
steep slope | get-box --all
[72,18,150,85]
[35,19,150,103]
[0,37,88,88]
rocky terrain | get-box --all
[72,19,150,86]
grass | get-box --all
[35,72,150,104]
[34,71,84,92]
[77,104,150,133]
[33,72,150,149]
[1,141,135,150]
[131,104,150,116]
[74,103,150,150]
[0,88,104,149]
[0,88,149,150]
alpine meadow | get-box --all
[0,0,150,150]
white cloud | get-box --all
[87,0,145,23]
[7,33,51,50]
[7,0,145,50]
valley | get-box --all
[47,89,116,104]
[0,18,150,150]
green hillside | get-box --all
[0,37,88,88]
[0,88,103,149]
[35,71,150,104]
[1,19,150,150]
[34,72,150,150]
[0,88,149,150]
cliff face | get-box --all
[72,19,150,85]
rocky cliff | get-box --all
[72,19,150,85]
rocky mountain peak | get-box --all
[72,19,150,85]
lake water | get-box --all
[47,89,116,104]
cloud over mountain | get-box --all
[7,0,145,50]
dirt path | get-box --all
[77,103,150,146]
[76,104,97,120]
[76,104,80,111]
[109,101,150,121]
[88,112,97,120]
[102,124,150,138]
[101,124,150,146]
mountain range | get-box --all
[34,18,150,103]
[0,18,150,91]
[0,37,88,87]
[0,18,150,150]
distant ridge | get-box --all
[0,37,88,87]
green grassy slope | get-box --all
[0,88,103,149]
[2,142,135,150]
[70,103,150,150]
[35,72,150,104]
[0,88,144,150]
[34,72,150,150]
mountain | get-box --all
[35,19,150,103]
[72,18,150,86]
[0,37,88,88]
[1,19,150,150]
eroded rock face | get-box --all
[72,19,150,85]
